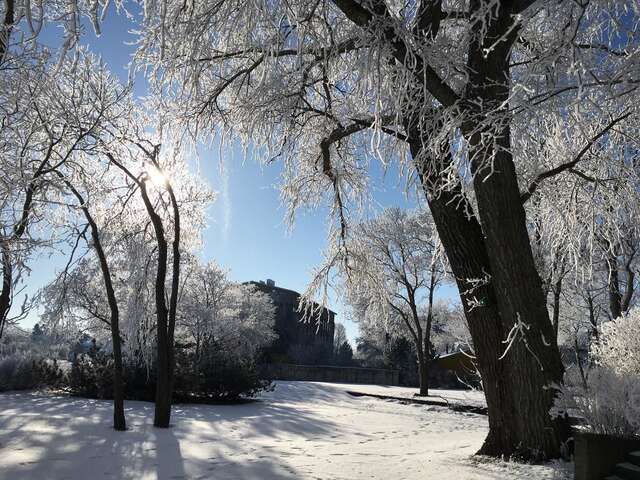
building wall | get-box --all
[248,280,335,363]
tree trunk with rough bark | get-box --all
[459,1,568,458]
[413,146,519,456]
[335,0,569,459]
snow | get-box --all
[0,381,572,480]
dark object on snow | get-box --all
[346,390,488,415]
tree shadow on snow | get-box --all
[0,386,344,480]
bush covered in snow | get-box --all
[0,353,65,392]
[552,309,640,437]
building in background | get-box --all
[248,279,335,364]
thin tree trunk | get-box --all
[587,292,599,342]
[620,250,635,314]
[108,152,178,428]
[574,337,587,390]
[138,180,172,428]
[165,185,181,418]
[607,249,622,319]
[0,0,15,63]
[552,276,562,341]
[0,246,12,339]
[62,177,126,430]
[417,353,429,396]
[0,144,56,340]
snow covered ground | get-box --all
[0,381,572,480]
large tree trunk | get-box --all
[412,145,518,457]
[470,136,567,458]
[427,192,520,456]
[335,0,567,459]
[456,1,569,458]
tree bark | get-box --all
[551,276,562,341]
[417,353,429,396]
[461,2,567,458]
[62,177,126,431]
[334,0,568,459]
[0,246,12,339]
[621,254,635,314]
[587,291,599,341]
[412,146,518,457]
[607,249,622,319]
[138,181,172,428]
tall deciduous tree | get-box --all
[177,259,277,364]
[135,0,639,458]
[340,208,444,395]
[0,51,127,339]
[102,111,214,427]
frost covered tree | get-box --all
[101,113,214,428]
[333,322,348,356]
[56,183,129,431]
[0,51,128,340]
[134,0,640,458]
[0,0,123,65]
[523,107,640,350]
[177,259,277,365]
[0,0,131,340]
[553,308,640,438]
[340,208,445,395]
[1,50,130,429]
[38,94,213,429]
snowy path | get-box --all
[0,382,572,480]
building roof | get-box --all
[246,280,337,316]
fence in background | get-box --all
[262,363,399,386]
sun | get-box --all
[145,164,168,187]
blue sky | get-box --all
[21,7,460,345]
